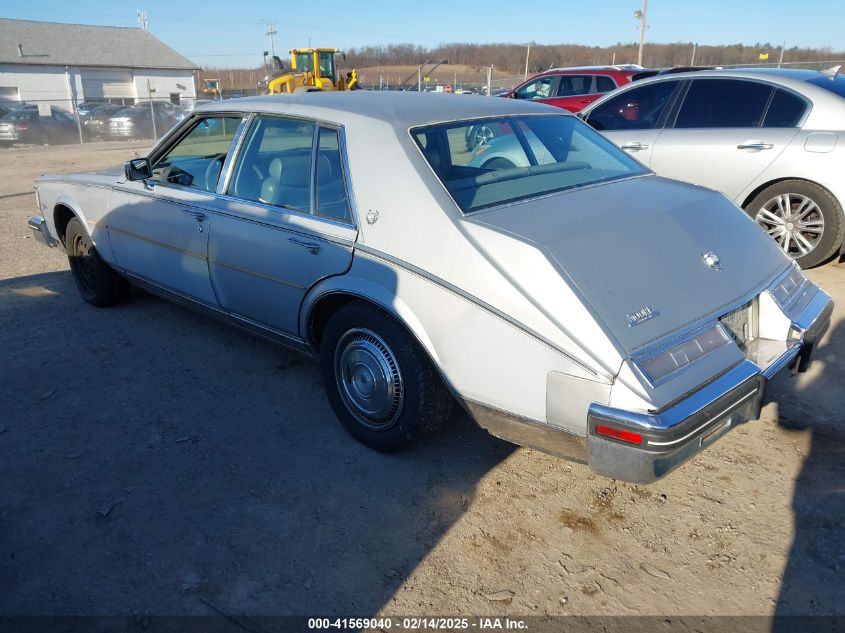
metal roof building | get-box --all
[0,18,199,109]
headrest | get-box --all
[268,157,283,181]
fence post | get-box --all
[147,79,157,139]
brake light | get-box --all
[595,424,643,445]
[16,123,28,130]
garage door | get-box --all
[81,70,134,100]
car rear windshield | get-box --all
[411,115,648,213]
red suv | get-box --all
[504,65,657,113]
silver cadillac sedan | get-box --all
[27,92,832,483]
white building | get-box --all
[0,18,198,110]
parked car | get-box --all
[79,104,125,139]
[106,102,180,139]
[581,67,845,268]
[462,66,657,151]
[503,65,657,112]
[0,105,78,145]
[28,92,831,483]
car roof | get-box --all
[623,66,841,91]
[194,91,567,129]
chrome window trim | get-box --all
[313,124,356,226]
[666,76,812,130]
[216,113,254,195]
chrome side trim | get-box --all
[216,113,254,196]
[464,399,587,463]
[353,245,603,379]
[119,270,315,357]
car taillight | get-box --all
[16,123,28,130]
[595,424,643,445]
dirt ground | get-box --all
[1,140,844,623]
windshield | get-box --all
[412,115,648,213]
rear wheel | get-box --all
[65,217,130,306]
[745,180,843,268]
[320,302,454,452]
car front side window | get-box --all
[585,80,679,131]
[516,76,556,100]
[151,115,242,192]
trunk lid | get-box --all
[468,175,789,352]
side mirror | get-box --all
[125,157,152,181]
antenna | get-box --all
[136,10,149,31]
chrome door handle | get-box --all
[182,209,206,222]
[737,142,773,150]
[289,237,321,255]
[621,142,649,151]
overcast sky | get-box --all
[2,0,843,67]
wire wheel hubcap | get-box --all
[335,328,404,431]
[755,193,824,258]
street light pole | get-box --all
[635,0,648,66]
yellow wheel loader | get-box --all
[267,48,359,94]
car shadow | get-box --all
[0,270,514,617]
[772,314,845,623]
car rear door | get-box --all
[584,80,682,165]
[206,114,356,337]
[547,74,615,112]
[648,78,803,200]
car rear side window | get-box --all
[763,89,807,127]
[557,75,592,96]
[585,80,679,131]
[674,79,773,128]
[228,116,315,212]
[314,128,352,223]
[595,76,617,93]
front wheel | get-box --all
[65,217,130,306]
[745,180,843,268]
[320,302,454,452]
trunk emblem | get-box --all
[702,251,722,271]
[626,306,659,327]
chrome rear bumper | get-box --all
[586,288,833,483]
[27,215,58,248]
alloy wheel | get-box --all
[755,193,824,258]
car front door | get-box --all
[512,75,561,106]
[207,114,356,337]
[584,80,681,166]
[107,114,244,306]
[648,78,803,200]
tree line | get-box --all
[341,41,845,72]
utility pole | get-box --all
[263,20,277,59]
[486,65,492,97]
[136,10,149,31]
[634,0,648,66]
[690,42,697,65]
[777,41,786,68]
[418,66,422,92]
[524,45,531,80]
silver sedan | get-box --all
[580,67,845,268]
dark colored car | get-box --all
[106,102,180,140]
[0,105,79,145]
[80,104,125,139]
[504,65,656,113]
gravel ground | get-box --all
[1,141,844,621]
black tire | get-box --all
[320,301,454,452]
[744,180,843,269]
[65,217,130,306]
[483,157,516,170]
